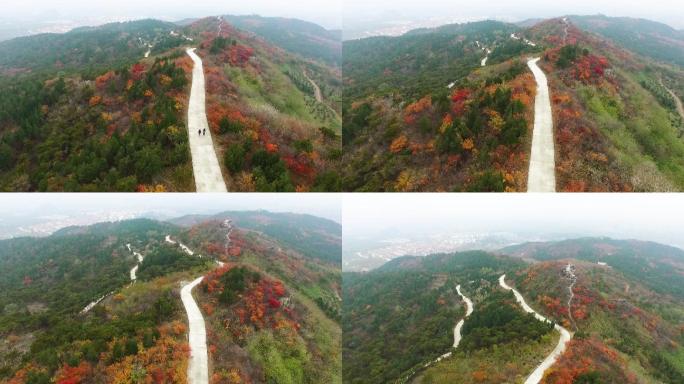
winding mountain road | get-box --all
[499,274,572,384]
[175,223,232,384]
[186,48,228,192]
[418,284,474,373]
[452,284,474,348]
[526,57,556,192]
[181,276,209,384]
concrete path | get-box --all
[186,48,228,192]
[452,284,474,348]
[499,275,572,384]
[527,57,556,192]
[181,276,209,384]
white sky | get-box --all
[344,0,684,29]
[343,194,684,249]
[2,0,342,29]
[0,193,342,223]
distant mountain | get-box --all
[0,19,181,75]
[502,237,684,298]
[169,210,341,263]
[220,15,342,66]
[569,14,684,66]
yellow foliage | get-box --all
[235,172,256,192]
[159,74,173,86]
[144,89,154,98]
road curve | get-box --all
[186,48,228,192]
[526,57,556,192]
[661,79,684,122]
[499,274,571,384]
[453,284,474,348]
[181,276,209,384]
[302,70,323,102]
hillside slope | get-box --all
[342,21,540,191]
[0,16,342,191]
[0,213,341,383]
[342,16,684,191]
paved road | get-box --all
[181,276,209,384]
[499,275,572,384]
[453,284,474,348]
[527,57,556,192]
[186,48,228,192]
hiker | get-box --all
[203,128,206,136]
[198,129,201,136]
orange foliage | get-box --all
[404,95,432,124]
[95,71,115,89]
[265,143,278,153]
[89,96,102,107]
[472,370,487,382]
[390,135,409,153]
[55,362,91,384]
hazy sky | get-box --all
[0,193,341,223]
[3,0,342,29]
[344,0,683,29]
[343,194,684,249]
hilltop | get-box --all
[0,15,342,192]
[342,15,684,191]
[343,238,684,383]
[0,211,341,383]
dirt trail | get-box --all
[303,70,323,102]
[661,78,684,122]
[499,274,572,384]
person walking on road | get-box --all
[203,128,206,136]
[198,129,201,136]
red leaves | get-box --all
[228,44,254,67]
[55,362,91,384]
[284,155,315,177]
[572,55,609,83]
[268,297,281,308]
[130,63,146,80]
[272,281,286,297]
[450,88,471,103]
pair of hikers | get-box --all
[197,128,206,136]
